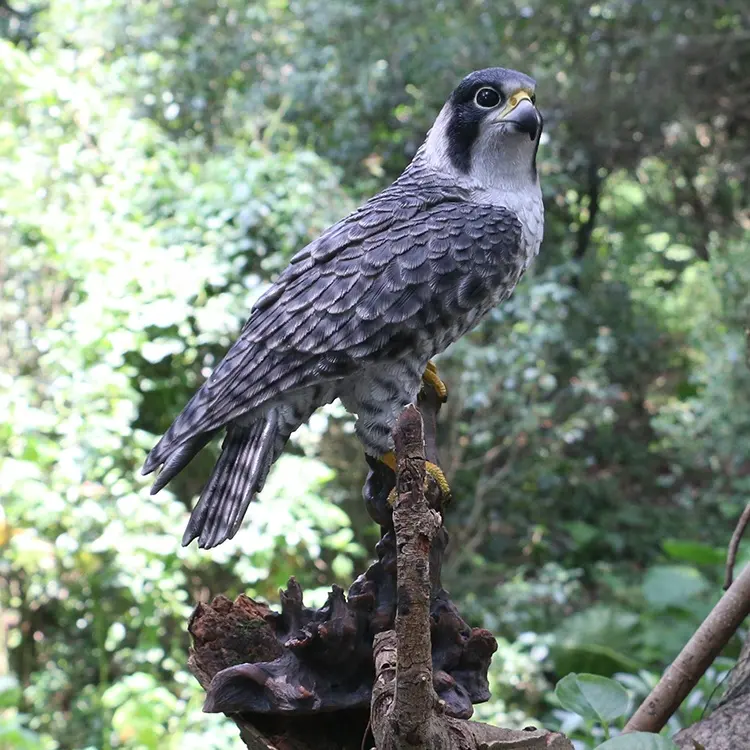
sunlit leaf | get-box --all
[555,673,630,723]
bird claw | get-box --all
[386,461,452,506]
[380,450,397,472]
[422,360,449,403]
[425,461,452,504]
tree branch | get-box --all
[626,311,750,741]
[391,405,440,743]
[724,501,750,589]
[370,405,572,750]
[672,630,750,750]
[624,562,750,735]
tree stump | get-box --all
[186,387,572,749]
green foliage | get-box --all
[0,6,358,748]
[555,675,682,749]
[642,566,709,610]
[1,0,749,747]
[0,676,54,750]
[555,673,630,724]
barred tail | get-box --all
[181,410,280,549]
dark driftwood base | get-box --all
[186,394,573,749]
[189,577,498,718]
[187,580,497,750]
[188,592,369,749]
[188,389,496,724]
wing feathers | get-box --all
[181,418,276,549]
[145,172,524,464]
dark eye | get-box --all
[475,87,501,108]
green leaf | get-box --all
[0,715,50,750]
[642,566,709,610]
[662,540,725,566]
[555,673,630,723]
[564,520,599,547]
[645,231,670,252]
[595,732,680,750]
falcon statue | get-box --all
[143,67,544,549]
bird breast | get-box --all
[472,182,544,267]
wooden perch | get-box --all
[185,388,572,748]
[369,405,572,750]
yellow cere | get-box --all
[508,90,533,109]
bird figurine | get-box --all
[143,67,544,549]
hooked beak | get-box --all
[494,92,541,141]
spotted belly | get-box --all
[337,355,430,456]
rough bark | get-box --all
[390,404,439,744]
[372,633,572,750]
[187,592,369,749]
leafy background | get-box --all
[1,1,749,748]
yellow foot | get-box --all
[383,457,452,506]
[425,461,452,504]
[421,360,448,403]
[380,451,397,472]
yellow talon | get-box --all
[380,451,397,472]
[384,459,452,506]
[422,360,449,403]
[425,461,452,504]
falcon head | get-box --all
[422,67,543,184]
